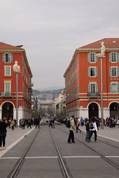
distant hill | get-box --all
[32,88,64,100]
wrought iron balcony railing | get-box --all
[1,92,11,97]
[0,92,17,98]
[88,92,100,98]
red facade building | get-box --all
[0,42,32,123]
[64,38,119,120]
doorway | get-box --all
[2,102,13,120]
[110,102,119,119]
[88,103,99,119]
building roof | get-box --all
[0,42,24,51]
[79,38,119,49]
[0,42,32,76]
[64,38,119,77]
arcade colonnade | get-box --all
[67,101,119,120]
[0,101,31,123]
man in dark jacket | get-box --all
[85,119,90,142]
[0,118,8,150]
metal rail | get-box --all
[60,128,119,171]
[76,138,119,170]
[7,129,40,178]
[96,138,119,150]
[49,128,72,178]
[81,131,119,150]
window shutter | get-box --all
[88,83,90,92]
[88,68,90,76]
[96,83,98,92]
[88,53,90,62]
[110,68,112,77]
[109,53,112,62]
[110,84,112,92]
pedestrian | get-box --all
[85,118,90,142]
[0,118,8,150]
[19,119,26,129]
[74,117,82,133]
[35,116,41,128]
[67,116,76,143]
[89,117,98,142]
[10,119,15,130]
[49,119,53,127]
[27,119,32,128]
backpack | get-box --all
[89,122,94,129]
[66,120,70,128]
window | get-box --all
[3,52,12,63]
[110,82,119,93]
[4,80,11,94]
[88,83,98,93]
[89,67,97,77]
[4,66,11,76]
[110,67,118,77]
[110,52,118,63]
[88,52,97,63]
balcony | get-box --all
[0,92,16,98]
[88,92,100,98]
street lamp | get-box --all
[96,42,106,129]
[13,61,20,126]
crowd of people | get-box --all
[0,116,42,150]
[65,115,119,144]
[105,117,119,128]
[19,117,41,129]
[0,114,119,150]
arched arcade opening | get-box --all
[2,102,13,120]
[110,102,119,119]
[88,103,99,119]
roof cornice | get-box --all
[64,49,79,77]
[78,48,119,52]
[0,49,24,52]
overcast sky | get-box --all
[0,0,119,90]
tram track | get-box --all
[49,128,72,178]
[96,137,119,150]
[59,127,119,171]
[76,137,119,170]
[5,126,73,178]
[6,128,40,178]
[80,130,119,150]
[2,125,119,178]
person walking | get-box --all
[10,119,15,130]
[0,118,8,150]
[74,117,82,133]
[85,118,90,142]
[89,117,98,142]
[27,119,32,128]
[67,116,76,143]
[34,116,41,128]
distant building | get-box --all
[64,38,119,119]
[39,99,55,112]
[54,90,66,115]
[0,42,32,122]
[32,89,65,116]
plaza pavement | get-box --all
[0,125,119,157]
[0,127,35,157]
[80,125,119,142]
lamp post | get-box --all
[13,61,20,126]
[96,42,106,129]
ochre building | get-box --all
[64,38,119,120]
